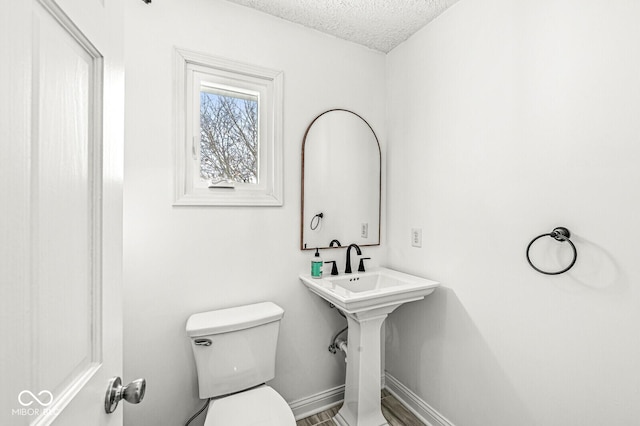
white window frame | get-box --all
[174,48,283,206]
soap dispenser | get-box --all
[311,248,323,279]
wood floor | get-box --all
[296,389,425,426]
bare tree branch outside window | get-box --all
[200,91,258,183]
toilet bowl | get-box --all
[204,385,294,426]
[186,302,296,426]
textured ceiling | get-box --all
[224,0,460,53]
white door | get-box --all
[0,0,126,424]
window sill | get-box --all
[173,188,283,207]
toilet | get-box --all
[186,302,296,425]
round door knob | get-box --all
[105,377,146,414]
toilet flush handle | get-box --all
[194,338,212,346]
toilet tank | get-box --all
[186,302,284,399]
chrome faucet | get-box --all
[345,243,362,274]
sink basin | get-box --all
[299,267,439,315]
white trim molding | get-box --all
[288,384,345,420]
[289,374,454,426]
[384,373,456,426]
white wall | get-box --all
[123,1,385,424]
[385,0,640,425]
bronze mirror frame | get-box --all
[300,108,381,250]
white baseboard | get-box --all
[289,373,453,426]
[289,373,386,420]
[384,372,455,426]
[288,384,344,420]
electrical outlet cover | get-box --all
[411,228,422,247]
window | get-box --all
[174,49,283,206]
[199,86,258,185]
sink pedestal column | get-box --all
[334,308,394,426]
[299,269,439,426]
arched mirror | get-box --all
[301,109,381,250]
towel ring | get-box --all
[310,212,323,230]
[526,227,577,275]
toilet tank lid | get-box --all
[186,302,284,337]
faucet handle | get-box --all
[358,257,371,272]
[325,261,339,275]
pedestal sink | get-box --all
[299,267,439,426]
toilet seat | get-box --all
[204,385,295,426]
